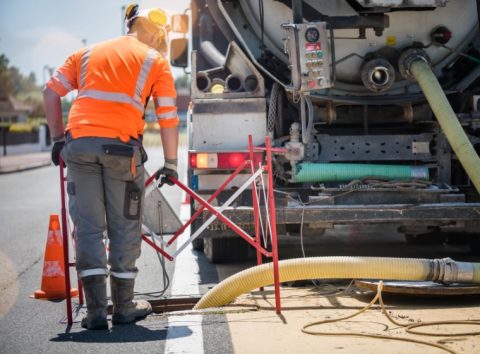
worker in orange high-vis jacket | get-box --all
[43,4,179,330]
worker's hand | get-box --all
[51,141,65,167]
[154,158,178,186]
[154,167,178,186]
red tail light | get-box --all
[189,152,264,169]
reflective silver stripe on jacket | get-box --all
[77,89,145,112]
[53,71,74,91]
[157,108,178,120]
[78,46,162,112]
[134,48,158,101]
[79,46,93,88]
[154,96,176,107]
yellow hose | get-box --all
[194,256,480,309]
[409,59,480,193]
[474,263,480,283]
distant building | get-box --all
[0,87,33,125]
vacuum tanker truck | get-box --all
[169,0,480,263]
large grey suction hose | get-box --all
[196,71,212,92]
[402,50,480,193]
[300,94,314,144]
[225,74,243,92]
[244,75,259,92]
[199,13,226,67]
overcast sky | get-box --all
[0,0,190,85]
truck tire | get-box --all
[445,233,470,245]
[469,236,480,255]
[404,233,446,245]
[204,236,249,264]
[286,224,326,237]
[191,237,204,251]
[190,213,204,251]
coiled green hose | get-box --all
[292,163,429,183]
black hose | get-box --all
[292,0,303,24]
[226,74,243,92]
[199,13,226,67]
[196,72,212,92]
[477,0,480,33]
[244,75,259,92]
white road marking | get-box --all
[164,202,204,354]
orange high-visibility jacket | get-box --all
[47,35,178,142]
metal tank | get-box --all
[170,0,480,263]
[236,0,478,94]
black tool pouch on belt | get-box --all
[103,144,134,157]
[124,182,142,220]
[139,146,148,164]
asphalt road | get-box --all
[1,145,479,354]
[0,145,234,354]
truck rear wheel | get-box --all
[469,236,480,255]
[204,236,249,263]
[190,218,205,251]
[191,237,204,251]
[404,232,446,245]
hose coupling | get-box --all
[361,57,396,93]
[444,260,475,284]
[398,48,431,81]
[430,258,475,284]
[285,123,305,162]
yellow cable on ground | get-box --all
[194,257,480,309]
[301,281,480,354]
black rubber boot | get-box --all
[80,275,108,330]
[110,276,152,325]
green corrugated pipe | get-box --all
[194,257,480,309]
[409,59,480,193]
[292,163,429,183]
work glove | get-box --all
[51,141,65,167]
[154,158,178,187]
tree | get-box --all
[1,53,44,117]
[0,53,41,96]
[0,54,14,94]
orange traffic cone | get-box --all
[34,214,78,300]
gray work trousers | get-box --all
[61,137,145,279]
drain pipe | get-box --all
[199,13,226,68]
[194,257,480,309]
[399,48,480,193]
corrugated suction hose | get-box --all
[292,163,429,183]
[409,59,480,193]
[194,257,480,309]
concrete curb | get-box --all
[0,153,51,174]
